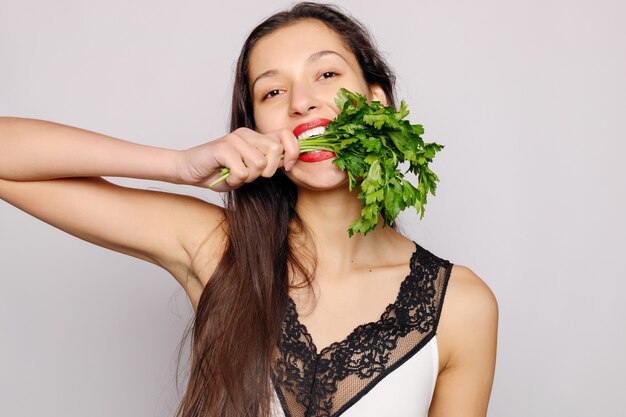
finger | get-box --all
[239,128,299,172]
[230,131,268,182]
[236,129,283,178]
[212,144,250,188]
[277,128,300,171]
[260,139,283,177]
[205,151,248,191]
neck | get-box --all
[294,185,398,274]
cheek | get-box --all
[253,107,279,133]
[252,110,266,132]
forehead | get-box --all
[248,19,357,79]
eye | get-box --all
[319,71,338,80]
[262,89,283,100]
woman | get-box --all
[0,2,498,417]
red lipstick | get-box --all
[299,150,335,163]
[292,118,332,138]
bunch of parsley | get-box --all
[210,87,444,237]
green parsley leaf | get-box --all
[210,87,445,237]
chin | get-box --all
[282,159,349,191]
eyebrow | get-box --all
[250,50,350,91]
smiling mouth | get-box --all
[294,120,334,162]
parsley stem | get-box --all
[208,167,231,188]
[207,144,336,188]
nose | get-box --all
[288,82,319,116]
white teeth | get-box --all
[297,126,326,141]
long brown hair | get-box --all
[175,3,398,417]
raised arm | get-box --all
[0,117,300,309]
[0,117,180,182]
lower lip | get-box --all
[298,150,336,163]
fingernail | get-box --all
[285,160,295,171]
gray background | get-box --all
[1,0,624,416]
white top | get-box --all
[270,335,439,417]
[268,242,452,417]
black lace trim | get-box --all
[270,241,453,417]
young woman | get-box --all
[0,2,498,417]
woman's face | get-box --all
[247,19,387,191]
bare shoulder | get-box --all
[429,264,499,417]
[438,264,499,364]
[444,265,498,321]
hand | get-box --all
[176,127,300,192]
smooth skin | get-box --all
[0,19,497,417]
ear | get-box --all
[368,84,388,106]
